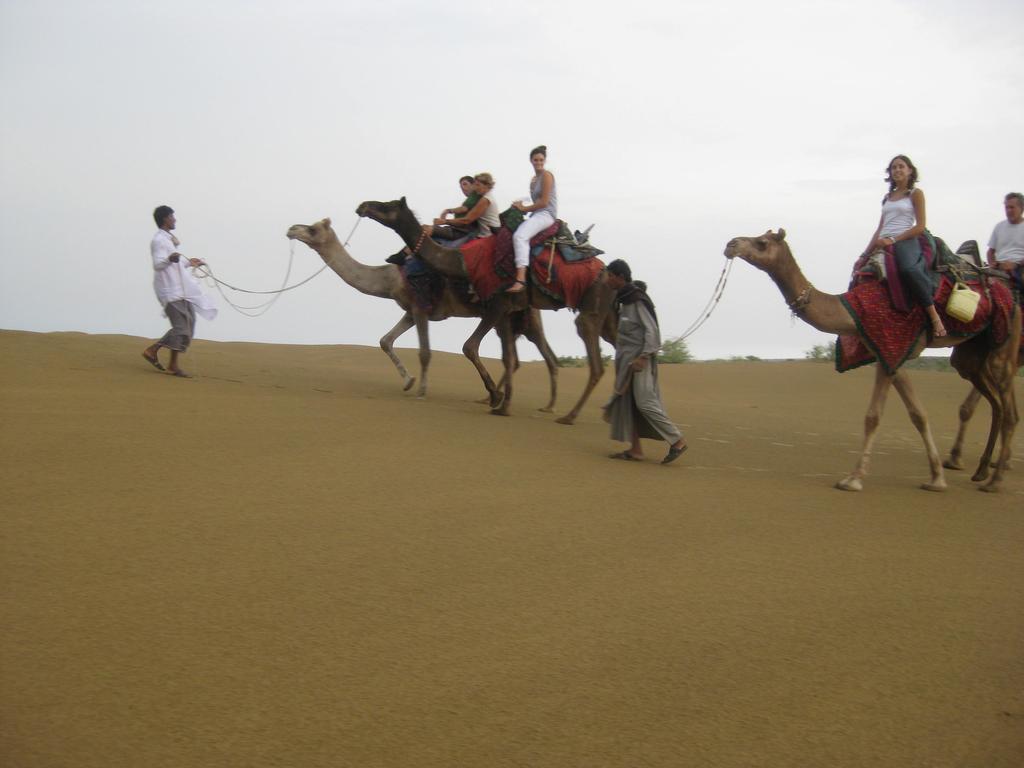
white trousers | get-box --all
[512,211,555,268]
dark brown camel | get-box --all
[355,198,618,424]
[724,229,1020,492]
[286,218,559,411]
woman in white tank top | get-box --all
[508,144,557,293]
[863,154,947,337]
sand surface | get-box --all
[2,329,1022,767]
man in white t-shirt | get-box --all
[987,192,1024,274]
[141,205,217,377]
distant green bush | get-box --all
[657,336,692,364]
[804,341,836,361]
[556,354,611,368]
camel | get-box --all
[355,198,618,424]
[723,229,1020,492]
[286,218,559,411]
[944,353,1021,472]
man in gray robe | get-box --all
[602,260,687,464]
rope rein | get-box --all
[674,258,734,341]
[190,218,362,317]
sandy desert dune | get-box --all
[1,329,1022,767]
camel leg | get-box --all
[491,315,517,416]
[379,312,418,393]
[522,309,559,412]
[476,330,521,405]
[890,370,947,492]
[943,387,982,471]
[462,313,503,409]
[836,366,894,492]
[555,313,606,426]
[413,311,430,398]
[971,352,1019,493]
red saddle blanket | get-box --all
[458,224,602,306]
[530,245,605,308]
[837,275,1015,374]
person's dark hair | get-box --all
[459,175,474,185]
[153,205,174,228]
[530,144,547,159]
[885,155,918,192]
[606,258,632,282]
[1005,192,1024,207]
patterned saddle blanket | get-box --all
[458,220,604,305]
[849,232,981,313]
[836,274,1015,374]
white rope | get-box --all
[191,217,362,318]
[675,257,734,340]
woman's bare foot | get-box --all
[506,279,526,294]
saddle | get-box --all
[851,232,988,314]
[838,233,1017,375]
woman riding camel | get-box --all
[508,145,557,293]
[862,154,947,337]
[424,173,500,246]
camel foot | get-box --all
[489,408,510,417]
[942,457,964,470]
[403,377,416,392]
[970,470,990,483]
[919,481,947,492]
[554,415,576,426]
[537,407,554,413]
[978,482,1001,493]
[834,477,863,492]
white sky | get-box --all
[1,0,1021,361]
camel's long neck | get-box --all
[763,247,857,335]
[315,236,393,299]
[395,211,467,278]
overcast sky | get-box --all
[1,0,1021,362]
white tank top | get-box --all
[880,194,916,238]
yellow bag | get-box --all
[946,281,980,323]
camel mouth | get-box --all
[286,225,309,241]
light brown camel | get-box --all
[724,229,1020,492]
[355,198,618,424]
[286,218,559,411]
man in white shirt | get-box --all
[987,192,1024,275]
[141,205,217,377]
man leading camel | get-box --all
[141,205,217,377]
[602,260,687,464]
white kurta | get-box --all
[151,229,217,321]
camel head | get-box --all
[723,229,789,272]
[286,218,336,247]
[355,197,419,233]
